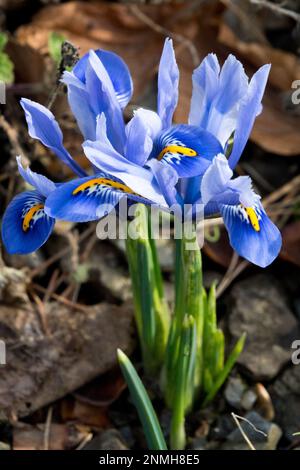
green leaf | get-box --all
[0,52,14,84]
[0,33,8,52]
[202,332,246,406]
[48,32,66,64]
[117,349,167,450]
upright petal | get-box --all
[189,53,220,128]
[157,38,179,129]
[125,110,154,166]
[61,73,97,141]
[1,190,54,254]
[73,49,133,109]
[20,98,86,177]
[228,64,271,169]
[220,201,281,267]
[148,159,182,209]
[86,50,126,153]
[17,156,56,197]
[200,154,256,207]
[189,54,248,148]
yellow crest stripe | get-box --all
[72,178,139,196]
[22,204,44,232]
[245,207,260,232]
[157,145,197,161]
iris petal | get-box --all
[220,201,282,267]
[151,124,223,178]
[157,38,179,129]
[189,54,249,147]
[45,174,152,223]
[228,64,271,169]
[73,49,133,109]
[20,98,86,177]
[17,156,56,197]
[200,154,256,207]
[1,191,54,254]
[86,50,126,153]
[125,110,154,166]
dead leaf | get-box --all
[203,228,233,268]
[61,398,110,429]
[13,423,87,450]
[280,220,300,266]
[218,22,300,91]
[0,301,134,420]
[14,1,188,99]
[74,367,126,407]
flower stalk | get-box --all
[125,204,170,375]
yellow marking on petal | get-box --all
[245,207,260,232]
[22,204,44,232]
[72,177,139,196]
[157,145,197,161]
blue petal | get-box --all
[228,64,271,169]
[125,110,155,166]
[189,54,248,147]
[84,116,167,206]
[1,191,54,254]
[85,51,126,153]
[45,174,152,222]
[20,98,86,177]
[17,156,56,197]
[200,154,256,207]
[150,124,223,178]
[147,159,182,209]
[73,49,133,109]
[189,53,220,127]
[157,38,179,129]
[220,201,282,267]
[61,73,97,141]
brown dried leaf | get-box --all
[13,423,87,450]
[219,23,300,91]
[280,220,300,266]
[14,1,185,99]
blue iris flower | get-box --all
[1,157,56,254]
[1,50,166,254]
[2,39,282,267]
[67,39,280,268]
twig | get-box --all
[129,5,200,67]
[29,289,50,335]
[216,259,249,298]
[44,406,53,451]
[250,0,300,22]
[32,282,89,313]
[231,413,256,450]
[29,224,95,278]
[0,114,25,158]
[75,433,93,450]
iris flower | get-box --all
[73,39,281,267]
[1,40,281,267]
[1,51,166,254]
[1,157,56,254]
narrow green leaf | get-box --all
[0,33,8,52]
[0,52,14,84]
[117,349,167,450]
[203,332,246,406]
[170,316,194,449]
[48,31,66,64]
[212,329,225,378]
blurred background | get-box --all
[0,0,300,451]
